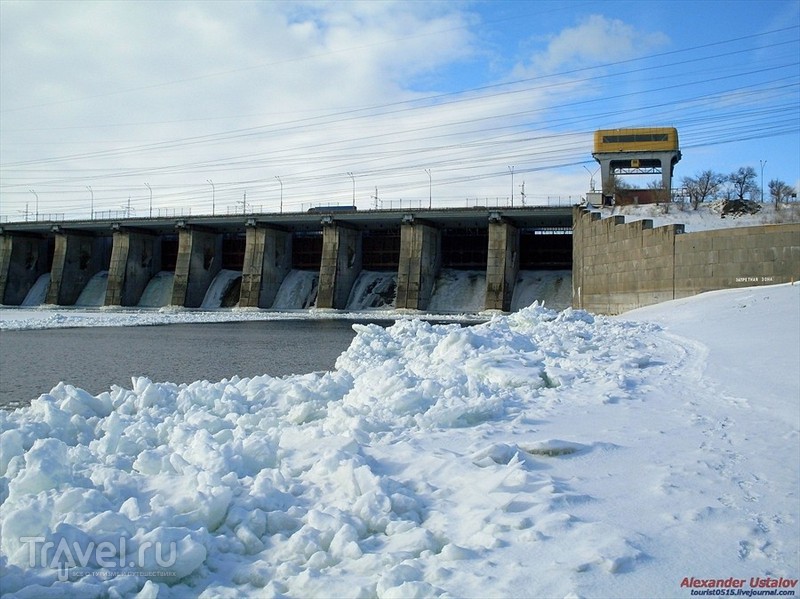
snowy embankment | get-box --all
[1,285,798,598]
[595,200,800,232]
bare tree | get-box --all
[647,179,671,204]
[682,170,724,210]
[768,179,796,204]
[727,166,758,201]
[602,173,629,204]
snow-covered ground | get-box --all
[594,200,800,232]
[0,284,798,598]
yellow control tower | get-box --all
[592,127,681,197]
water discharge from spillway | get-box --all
[201,269,242,309]
[75,271,109,307]
[138,271,175,308]
[272,270,319,310]
[22,273,50,306]
[14,268,573,312]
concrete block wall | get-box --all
[675,224,800,298]
[573,207,800,314]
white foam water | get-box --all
[346,271,397,310]
[21,273,50,306]
[272,269,319,309]
[138,271,175,308]
[201,269,242,309]
[75,271,109,307]
[512,270,572,311]
[428,269,486,313]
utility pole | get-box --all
[29,189,38,221]
[207,179,215,215]
[371,186,379,209]
[520,181,526,206]
[425,169,432,209]
[508,166,515,207]
[145,182,152,218]
[275,176,282,213]
[87,186,94,219]
[347,172,355,205]
[583,165,599,192]
[760,160,767,203]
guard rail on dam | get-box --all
[0,206,574,313]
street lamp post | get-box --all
[508,166,515,207]
[760,160,767,203]
[145,183,152,218]
[425,169,432,209]
[583,165,599,192]
[29,189,38,221]
[347,172,355,205]
[87,186,94,219]
[207,179,215,215]
[275,176,283,213]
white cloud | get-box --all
[1,1,516,217]
[529,14,670,74]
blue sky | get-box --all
[1,0,797,220]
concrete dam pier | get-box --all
[0,207,573,312]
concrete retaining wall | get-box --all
[674,224,800,298]
[573,207,800,314]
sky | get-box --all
[0,0,798,221]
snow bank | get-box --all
[1,286,798,597]
[595,201,800,232]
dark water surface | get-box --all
[0,320,381,409]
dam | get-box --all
[0,206,573,312]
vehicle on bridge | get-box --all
[307,205,358,213]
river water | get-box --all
[0,320,379,409]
